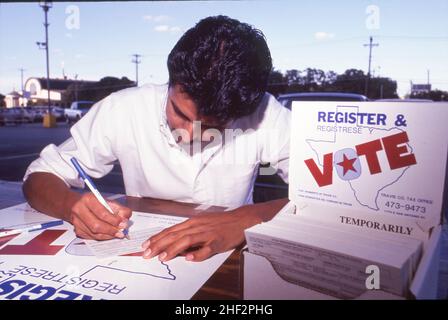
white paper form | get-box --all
[84,227,163,259]
[84,212,188,259]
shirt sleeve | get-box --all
[259,96,291,184]
[23,95,118,189]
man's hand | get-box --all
[141,208,261,262]
[23,172,132,241]
[69,193,132,241]
[141,198,288,262]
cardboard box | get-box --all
[242,201,443,300]
[242,102,447,299]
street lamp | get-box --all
[37,1,55,127]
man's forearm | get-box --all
[235,197,289,228]
[22,172,81,223]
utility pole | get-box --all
[74,74,79,102]
[38,1,54,127]
[132,54,141,86]
[363,36,379,97]
[19,68,26,92]
[377,66,383,99]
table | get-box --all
[1,180,446,299]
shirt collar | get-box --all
[159,85,178,146]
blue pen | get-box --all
[70,157,130,239]
[0,220,64,237]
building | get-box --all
[4,91,24,108]
[3,77,97,108]
[411,82,432,95]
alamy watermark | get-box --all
[365,5,380,30]
[365,264,380,290]
[65,5,80,30]
[168,121,284,176]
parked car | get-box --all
[51,107,65,121]
[32,107,45,122]
[277,92,369,109]
[33,106,50,121]
[64,101,95,123]
[22,107,38,123]
[375,98,433,102]
[0,109,5,126]
[0,107,23,125]
[31,106,65,121]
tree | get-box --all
[267,69,287,97]
[325,71,338,86]
[0,93,5,107]
[285,69,301,85]
[410,90,448,101]
[62,76,135,106]
[269,68,399,99]
[303,68,326,90]
[282,69,301,93]
[329,69,367,94]
[368,77,399,99]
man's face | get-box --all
[166,84,225,144]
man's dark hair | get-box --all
[167,15,272,124]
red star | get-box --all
[337,154,357,176]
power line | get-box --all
[363,36,379,97]
[376,35,448,40]
[131,54,141,86]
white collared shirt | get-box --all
[24,84,290,208]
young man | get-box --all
[23,16,290,262]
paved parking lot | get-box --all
[0,122,126,194]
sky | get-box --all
[1,0,447,97]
